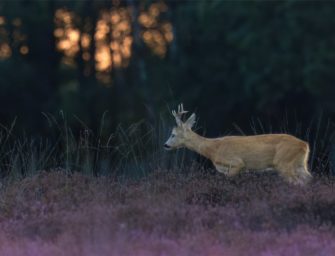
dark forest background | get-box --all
[0,0,335,174]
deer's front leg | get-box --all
[214,159,244,177]
[214,163,230,175]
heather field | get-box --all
[1,169,335,256]
[2,1,335,255]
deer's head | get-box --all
[164,104,196,150]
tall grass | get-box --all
[0,112,197,181]
[0,112,333,181]
[0,113,335,255]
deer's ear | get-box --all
[184,113,196,130]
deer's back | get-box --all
[213,134,308,169]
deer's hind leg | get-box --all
[274,144,311,185]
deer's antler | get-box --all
[172,103,188,126]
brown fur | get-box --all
[182,131,311,185]
[165,104,312,185]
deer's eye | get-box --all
[171,134,175,138]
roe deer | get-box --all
[164,104,312,185]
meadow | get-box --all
[0,118,334,256]
[1,169,335,255]
[1,1,335,254]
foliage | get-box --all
[170,1,335,133]
[0,1,333,132]
[0,1,334,173]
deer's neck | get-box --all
[183,131,216,160]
